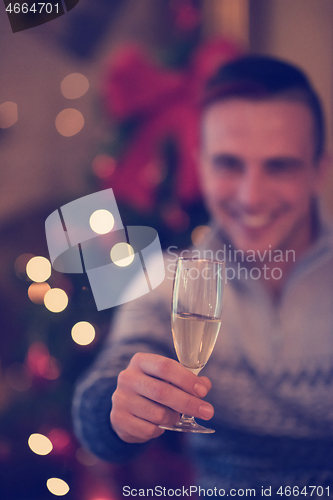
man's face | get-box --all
[200,98,326,255]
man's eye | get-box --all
[266,159,302,174]
[212,156,243,172]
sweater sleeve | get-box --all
[72,266,175,463]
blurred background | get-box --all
[0,0,333,498]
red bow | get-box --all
[101,40,241,211]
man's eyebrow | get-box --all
[265,156,304,168]
[211,153,243,164]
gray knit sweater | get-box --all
[73,219,333,497]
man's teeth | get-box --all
[240,215,271,228]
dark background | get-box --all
[0,1,332,498]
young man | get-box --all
[73,56,333,494]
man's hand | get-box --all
[110,352,214,443]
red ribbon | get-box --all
[101,40,241,211]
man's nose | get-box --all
[236,167,267,211]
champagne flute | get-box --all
[160,257,224,433]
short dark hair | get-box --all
[203,55,325,161]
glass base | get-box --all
[159,415,215,434]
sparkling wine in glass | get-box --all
[160,257,224,433]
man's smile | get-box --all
[200,99,325,257]
[220,203,290,234]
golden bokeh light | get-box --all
[46,478,70,496]
[89,209,115,235]
[110,243,135,267]
[60,73,89,99]
[71,321,95,346]
[191,225,211,247]
[28,433,53,456]
[14,253,35,280]
[44,288,68,313]
[28,282,51,304]
[26,256,51,283]
[0,101,18,128]
[55,108,84,137]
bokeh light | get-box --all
[44,288,68,313]
[142,160,166,186]
[28,433,53,456]
[0,101,18,128]
[6,363,32,391]
[92,154,116,179]
[26,256,51,283]
[46,478,70,496]
[191,225,211,247]
[75,447,99,466]
[14,253,35,280]
[89,209,115,234]
[27,342,61,380]
[162,204,190,231]
[0,439,12,460]
[60,73,89,99]
[28,282,51,304]
[48,428,71,454]
[71,321,95,346]
[42,357,61,380]
[55,108,84,137]
[110,243,135,267]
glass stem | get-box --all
[180,414,196,424]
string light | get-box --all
[14,253,35,280]
[60,73,89,99]
[27,342,61,380]
[0,101,18,128]
[26,256,51,283]
[55,108,84,137]
[91,154,116,179]
[191,225,211,247]
[110,243,135,267]
[44,288,68,313]
[28,282,51,304]
[71,322,95,346]
[75,447,99,466]
[6,363,32,391]
[48,428,70,453]
[46,478,70,496]
[0,439,11,460]
[28,433,53,456]
[89,209,115,235]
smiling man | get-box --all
[73,56,333,496]
[200,103,326,294]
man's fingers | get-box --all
[133,372,214,421]
[112,353,215,444]
[198,376,212,392]
[130,353,210,398]
[111,411,165,443]
[111,390,180,443]
[122,391,180,427]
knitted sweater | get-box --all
[73,220,333,497]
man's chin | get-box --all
[224,229,278,255]
[231,242,275,256]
